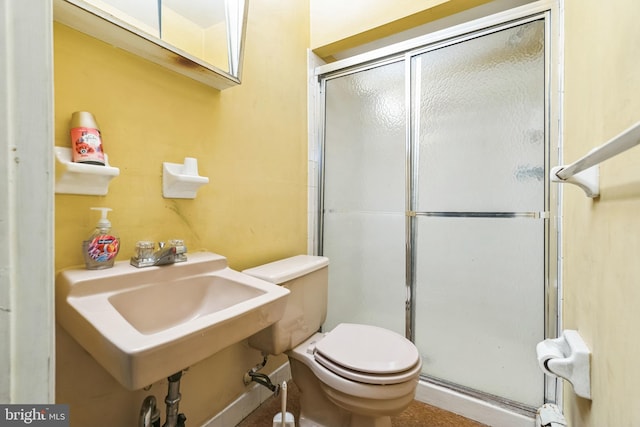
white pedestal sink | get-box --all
[55,252,290,390]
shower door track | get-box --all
[423,376,539,417]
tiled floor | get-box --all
[236,382,487,427]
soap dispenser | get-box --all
[83,207,120,270]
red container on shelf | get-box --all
[70,111,105,165]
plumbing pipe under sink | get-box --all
[139,372,187,427]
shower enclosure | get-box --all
[315,2,560,415]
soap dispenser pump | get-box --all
[83,207,120,270]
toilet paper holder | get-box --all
[536,329,591,400]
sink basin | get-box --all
[56,252,290,390]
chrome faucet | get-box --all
[131,240,187,268]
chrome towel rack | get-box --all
[551,121,640,197]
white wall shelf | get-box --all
[55,146,120,196]
[163,157,209,199]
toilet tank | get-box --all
[243,255,329,355]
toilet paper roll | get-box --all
[536,338,567,376]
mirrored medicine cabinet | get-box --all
[53,0,248,89]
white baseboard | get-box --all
[200,365,535,427]
[415,380,536,427]
[200,363,292,427]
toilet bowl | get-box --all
[244,256,422,427]
[289,325,421,426]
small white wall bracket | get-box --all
[162,157,209,199]
[550,164,599,198]
[536,329,591,399]
[551,121,640,198]
[55,146,120,196]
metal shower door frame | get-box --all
[313,0,563,411]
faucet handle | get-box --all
[135,241,155,259]
[168,239,187,262]
[130,241,156,268]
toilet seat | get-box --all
[314,352,422,385]
[313,323,421,385]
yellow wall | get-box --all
[54,0,308,424]
[161,7,229,69]
[562,0,640,425]
[310,0,493,59]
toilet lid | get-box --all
[314,323,420,383]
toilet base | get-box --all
[292,357,350,427]
[290,355,408,427]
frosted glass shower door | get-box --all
[411,20,546,408]
[322,61,406,335]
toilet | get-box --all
[244,255,422,427]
